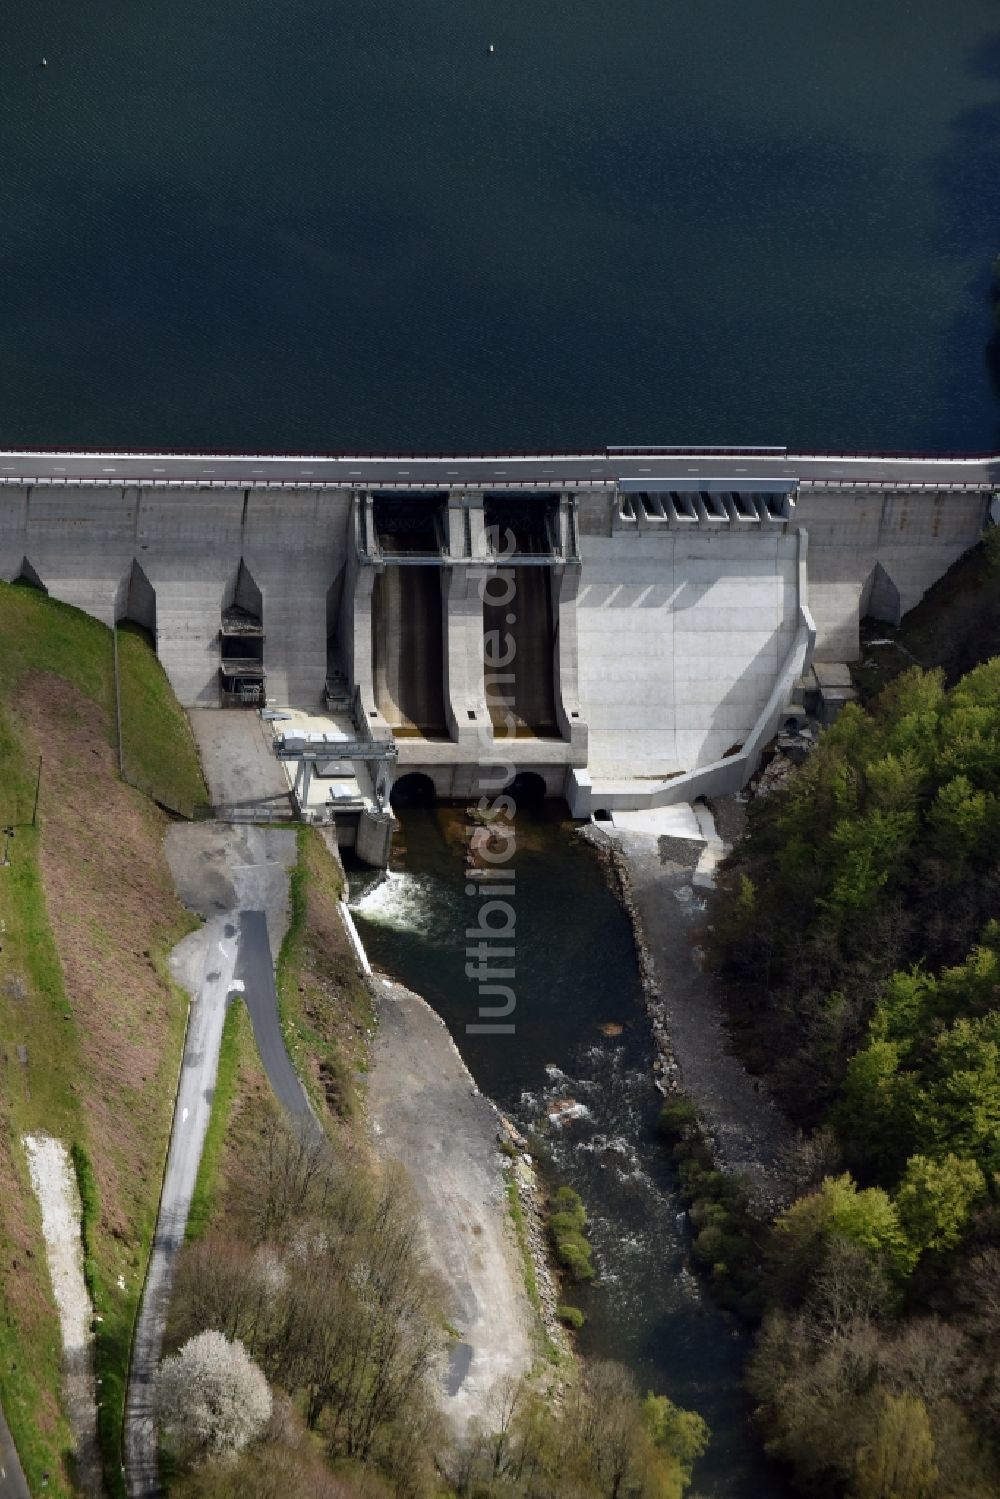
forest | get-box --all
[706,604,1000,1496]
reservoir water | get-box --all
[350,806,790,1499]
[3,0,1000,452]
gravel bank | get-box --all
[367,976,541,1431]
[22,1135,100,1497]
[580,819,794,1215]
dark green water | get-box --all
[350,807,790,1499]
[3,0,1000,450]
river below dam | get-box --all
[349,805,790,1499]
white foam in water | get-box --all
[351,870,444,937]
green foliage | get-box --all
[642,1393,710,1486]
[771,1174,915,1288]
[707,662,1000,1126]
[505,1180,542,1316]
[550,1184,587,1227]
[71,1142,99,1296]
[661,1092,765,1319]
[552,1231,594,1282]
[894,1154,986,1259]
[452,1363,708,1499]
[275,827,373,1127]
[658,1095,698,1139]
[852,1392,938,1499]
[711,648,1000,1499]
[556,1303,585,1329]
[839,934,1000,1187]
[546,1185,594,1282]
[837,1039,914,1181]
[116,622,208,814]
[0,584,202,1498]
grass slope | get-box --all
[185,1000,247,1243]
[0,583,202,1494]
[117,621,208,814]
[275,828,374,1135]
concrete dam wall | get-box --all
[0,450,991,811]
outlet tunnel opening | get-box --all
[390,772,437,809]
[504,771,548,807]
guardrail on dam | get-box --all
[0,447,994,815]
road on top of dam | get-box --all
[1,448,999,490]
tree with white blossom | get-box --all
[157,1329,272,1460]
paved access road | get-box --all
[0,1404,29,1499]
[125,813,303,1498]
[237,909,316,1127]
[1,446,998,490]
[125,914,240,1498]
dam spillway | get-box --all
[483,564,559,738]
[0,445,994,817]
[373,566,448,737]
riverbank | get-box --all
[351,806,796,1497]
[367,973,562,1430]
[581,812,794,1216]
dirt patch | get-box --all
[706,794,748,850]
[165,821,296,957]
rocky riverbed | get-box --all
[579,814,795,1216]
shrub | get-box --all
[658,1096,698,1139]
[557,1304,585,1329]
[546,1186,594,1282]
[548,1209,586,1238]
[553,1232,595,1282]
[551,1185,587,1222]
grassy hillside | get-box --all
[0,582,204,1494]
[276,828,375,1133]
[117,621,208,814]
